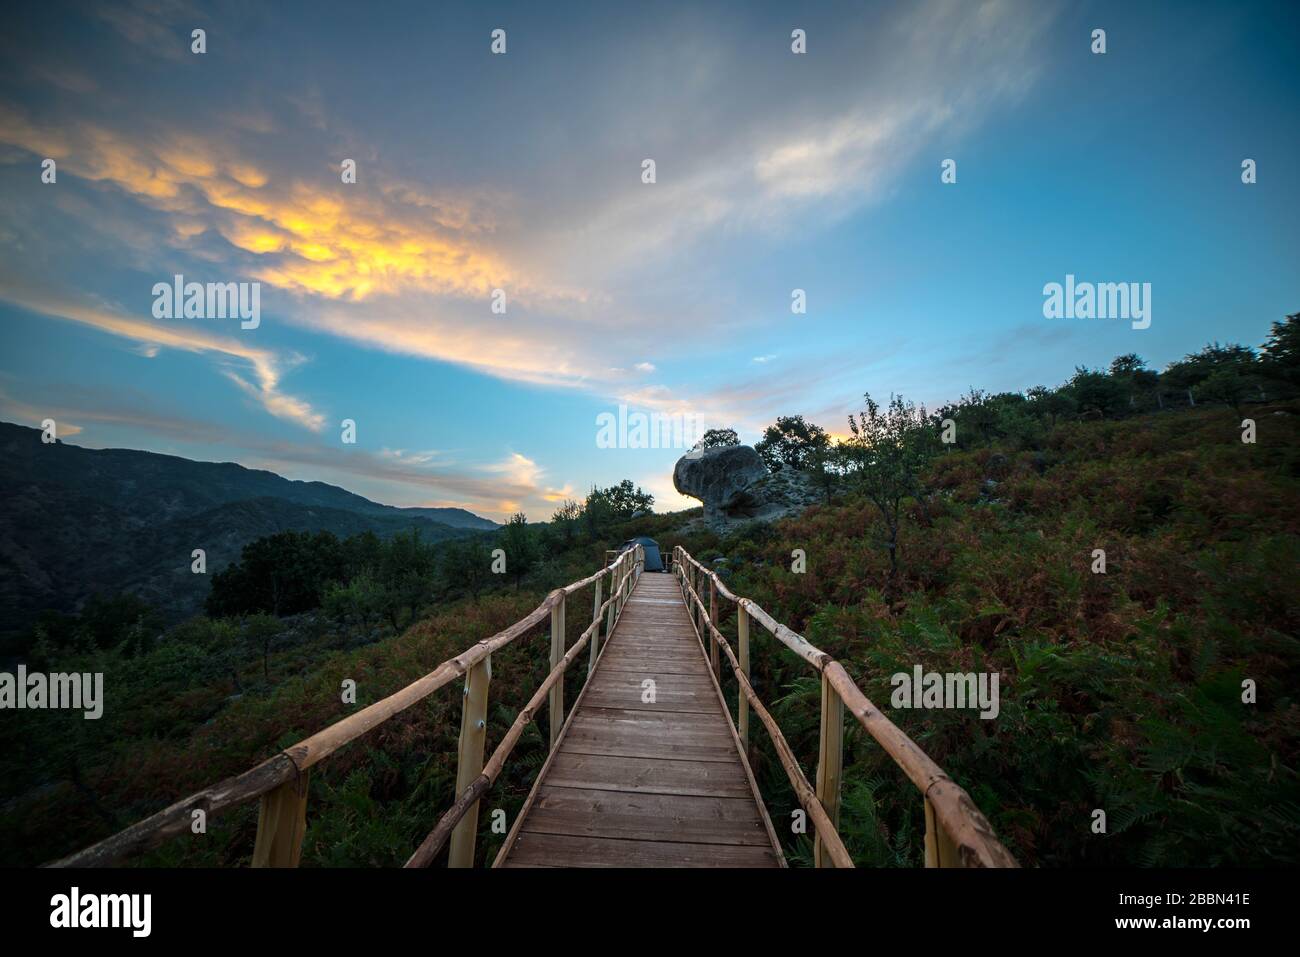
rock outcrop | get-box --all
[673,445,768,521]
[673,445,821,529]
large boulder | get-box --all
[673,445,769,521]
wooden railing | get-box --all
[672,546,1017,868]
[50,545,645,868]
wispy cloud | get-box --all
[0,275,326,432]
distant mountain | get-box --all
[0,422,496,633]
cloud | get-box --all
[0,275,326,432]
[0,0,1064,515]
[0,0,1058,416]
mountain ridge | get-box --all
[0,421,496,633]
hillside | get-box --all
[0,422,495,632]
[653,403,1300,866]
[4,402,1295,868]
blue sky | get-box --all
[1,0,1297,519]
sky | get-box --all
[1,0,1297,521]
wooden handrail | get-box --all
[50,546,644,868]
[678,568,853,868]
[672,546,1017,869]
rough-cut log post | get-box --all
[589,577,603,675]
[406,622,597,869]
[708,577,720,679]
[251,769,309,867]
[604,566,617,639]
[738,604,751,750]
[924,796,963,867]
[448,655,491,868]
[691,565,700,632]
[549,596,566,750]
[814,672,844,868]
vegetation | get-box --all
[2,316,1296,868]
[755,414,831,471]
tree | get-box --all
[323,573,385,631]
[843,393,937,578]
[1260,312,1300,392]
[694,428,740,449]
[1026,385,1077,429]
[755,415,830,471]
[549,499,582,545]
[1196,368,1254,416]
[1163,343,1257,406]
[498,512,540,588]
[206,530,345,617]
[378,529,437,627]
[439,536,494,599]
[1109,354,1160,410]
[583,480,654,535]
[1067,367,1128,419]
[243,613,282,683]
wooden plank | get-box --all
[580,686,721,715]
[541,752,755,799]
[498,572,786,868]
[562,714,738,762]
[577,705,732,730]
[501,831,780,868]
[596,654,709,677]
[520,786,772,846]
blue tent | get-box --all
[622,536,664,572]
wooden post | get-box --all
[589,577,603,675]
[448,654,491,868]
[813,672,844,868]
[604,567,617,639]
[690,565,700,632]
[708,577,720,679]
[738,604,750,750]
[549,597,565,750]
[924,797,963,868]
[251,769,309,867]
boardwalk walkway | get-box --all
[58,545,1015,870]
[496,573,783,867]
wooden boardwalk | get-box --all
[496,572,784,867]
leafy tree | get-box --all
[842,393,936,578]
[323,574,385,630]
[498,512,540,588]
[549,499,583,545]
[243,613,283,682]
[1163,343,1257,406]
[1026,385,1077,429]
[1260,312,1300,391]
[1196,368,1254,416]
[755,415,830,471]
[695,428,740,449]
[1067,367,1129,419]
[439,536,494,599]
[583,480,654,535]
[1108,354,1161,410]
[207,530,345,617]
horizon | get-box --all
[2,0,1297,521]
